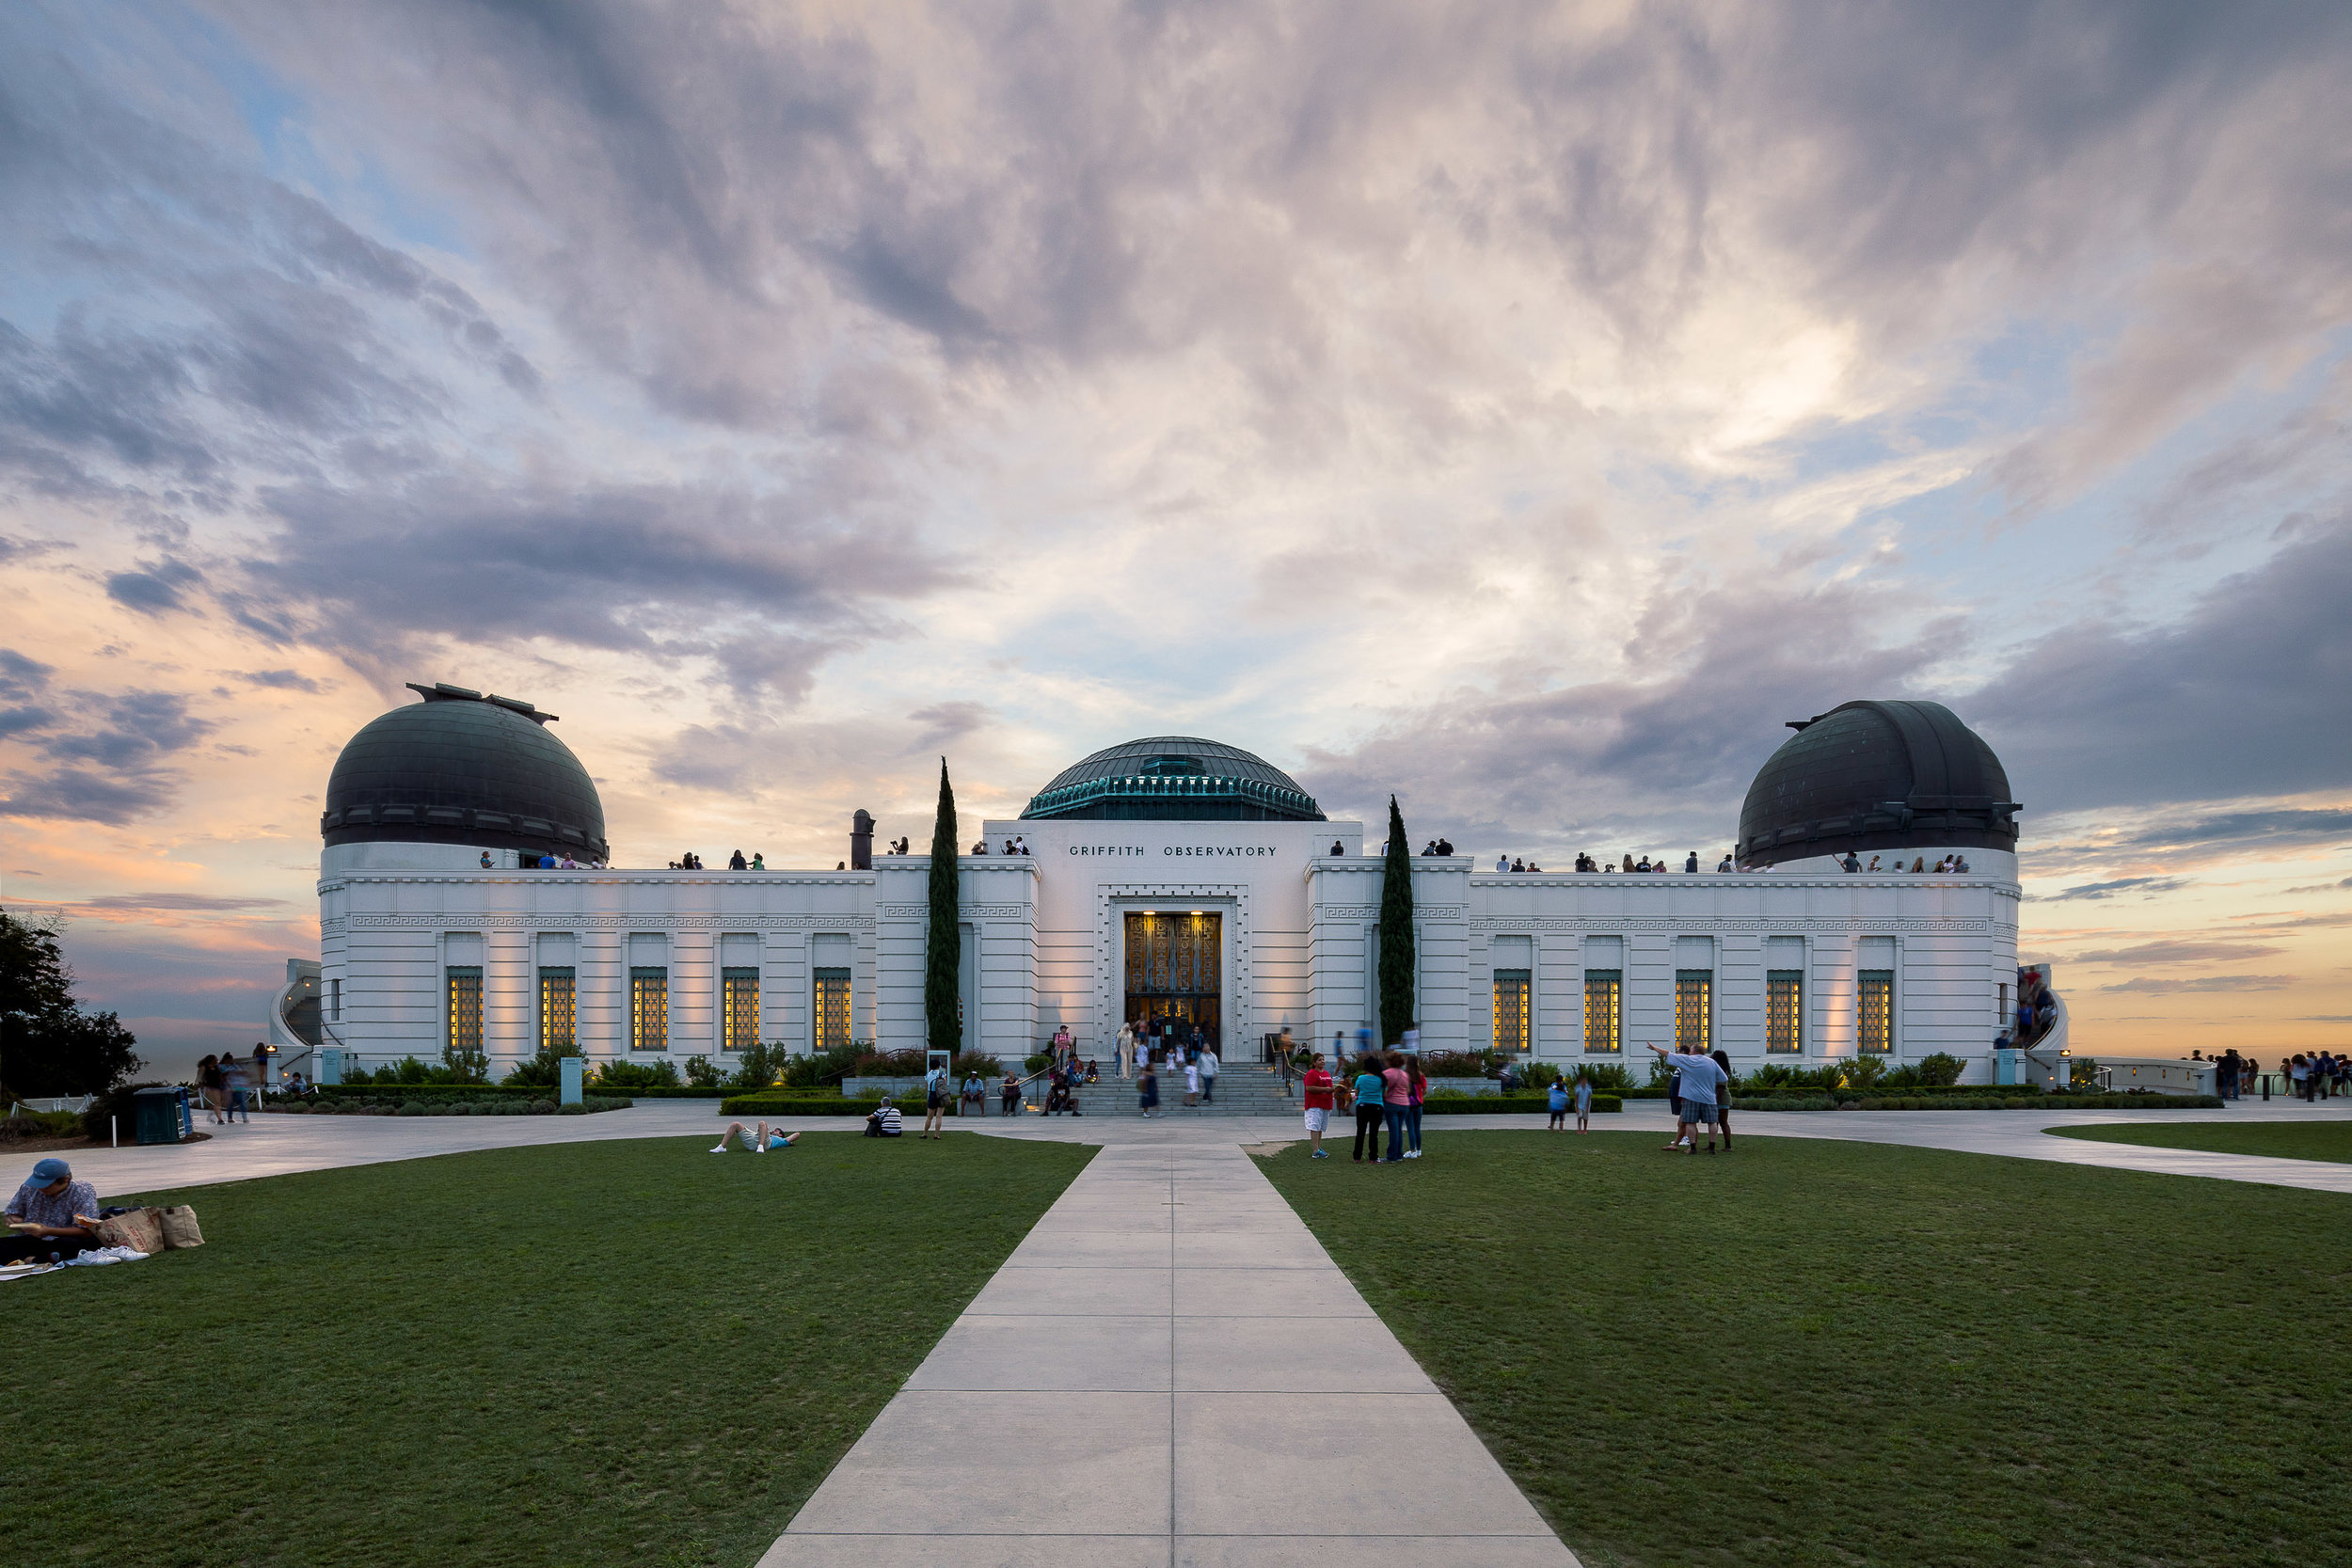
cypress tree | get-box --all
[925,758,961,1055]
[1377,795,1417,1046]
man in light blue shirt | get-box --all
[1648,1041,1725,1153]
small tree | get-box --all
[1377,796,1417,1046]
[925,758,962,1055]
[1,907,143,1097]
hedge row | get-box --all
[1421,1093,1623,1116]
[1617,1083,2036,1100]
[308,1082,735,1101]
[274,1095,633,1117]
[1731,1092,2222,1112]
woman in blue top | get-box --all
[1351,1058,1387,1162]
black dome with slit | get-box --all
[321,683,608,862]
[1736,700,2019,866]
[1022,736,1325,821]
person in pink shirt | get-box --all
[1381,1052,1411,1164]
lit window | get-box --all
[446,966,484,1053]
[722,967,760,1053]
[1765,971,1804,1054]
[1582,970,1622,1053]
[1493,969,1531,1053]
[1675,970,1712,1053]
[814,967,851,1053]
[539,967,576,1053]
[1859,970,1894,1053]
[629,967,668,1053]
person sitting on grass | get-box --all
[1647,1040,1725,1153]
[865,1101,904,1137]
[710,1121,799,1153]
[3,1157,102,1263]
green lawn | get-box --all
[2047,1118,2352,1164]
[0,1132,1092,1567]
[1262,1129,2352,1568]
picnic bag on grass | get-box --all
[157,1206,204,1249]
[93,1207,167,1255]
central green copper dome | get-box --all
[1021,736,1325,822]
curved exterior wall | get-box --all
[316,832,2018,1083]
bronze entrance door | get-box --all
[1124,911,1221,1045]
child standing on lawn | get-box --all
[1547,1076,1569,1131]
[1574,1071,1593,1133]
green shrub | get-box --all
[1420,1050,1492,1078]
[856,1049,929,1076]
[683,1055,723,1089]
[1841,1054,1890,1089]
[594,1058,680,1090]
[396,1101,430,1116]
[782,1044,859,1089]
[729,1040,788,1090]
[1915,1053,1967,1087]
[1573,1061,1637,1091]
[529,1100,557,1115]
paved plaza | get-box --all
[67,1095,2352,1196]
[38,1094,2351,1565]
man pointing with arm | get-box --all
[1647,1042,1725,1154]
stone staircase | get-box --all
[1050,1061,1303,1119]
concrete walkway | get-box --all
[756,1136,1579,1568]
[48,1101,736,1194]
[1583,1098,2352,1195]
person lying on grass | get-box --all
[3,1157,103,1262]
[710,1122,800,1154]
[1647,1041,1726,1154]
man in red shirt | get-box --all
[1300,1054,1336,1158]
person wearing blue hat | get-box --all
[3,1156,103,1263]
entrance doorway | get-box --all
[1124,911,1221,1045]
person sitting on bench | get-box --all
[3,1158,102,1263]
[710,1121,799,1153]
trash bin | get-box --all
[133,1085,183,1146]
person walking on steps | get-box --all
[1117,1021,1136,1080]
[1199,1043,1220,1102]
[1138,1061,1161,1118]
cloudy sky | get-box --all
[3,0,2346,1074]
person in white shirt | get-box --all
[1198,1045,1220,1102]
[1117,1022,1136,1079]
[1184,1057,1202,1107]
[1647,1040,1726,1153]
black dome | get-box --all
[1022,736,1325,821]
[321,683,608,862]
[1737,700,2019,867]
